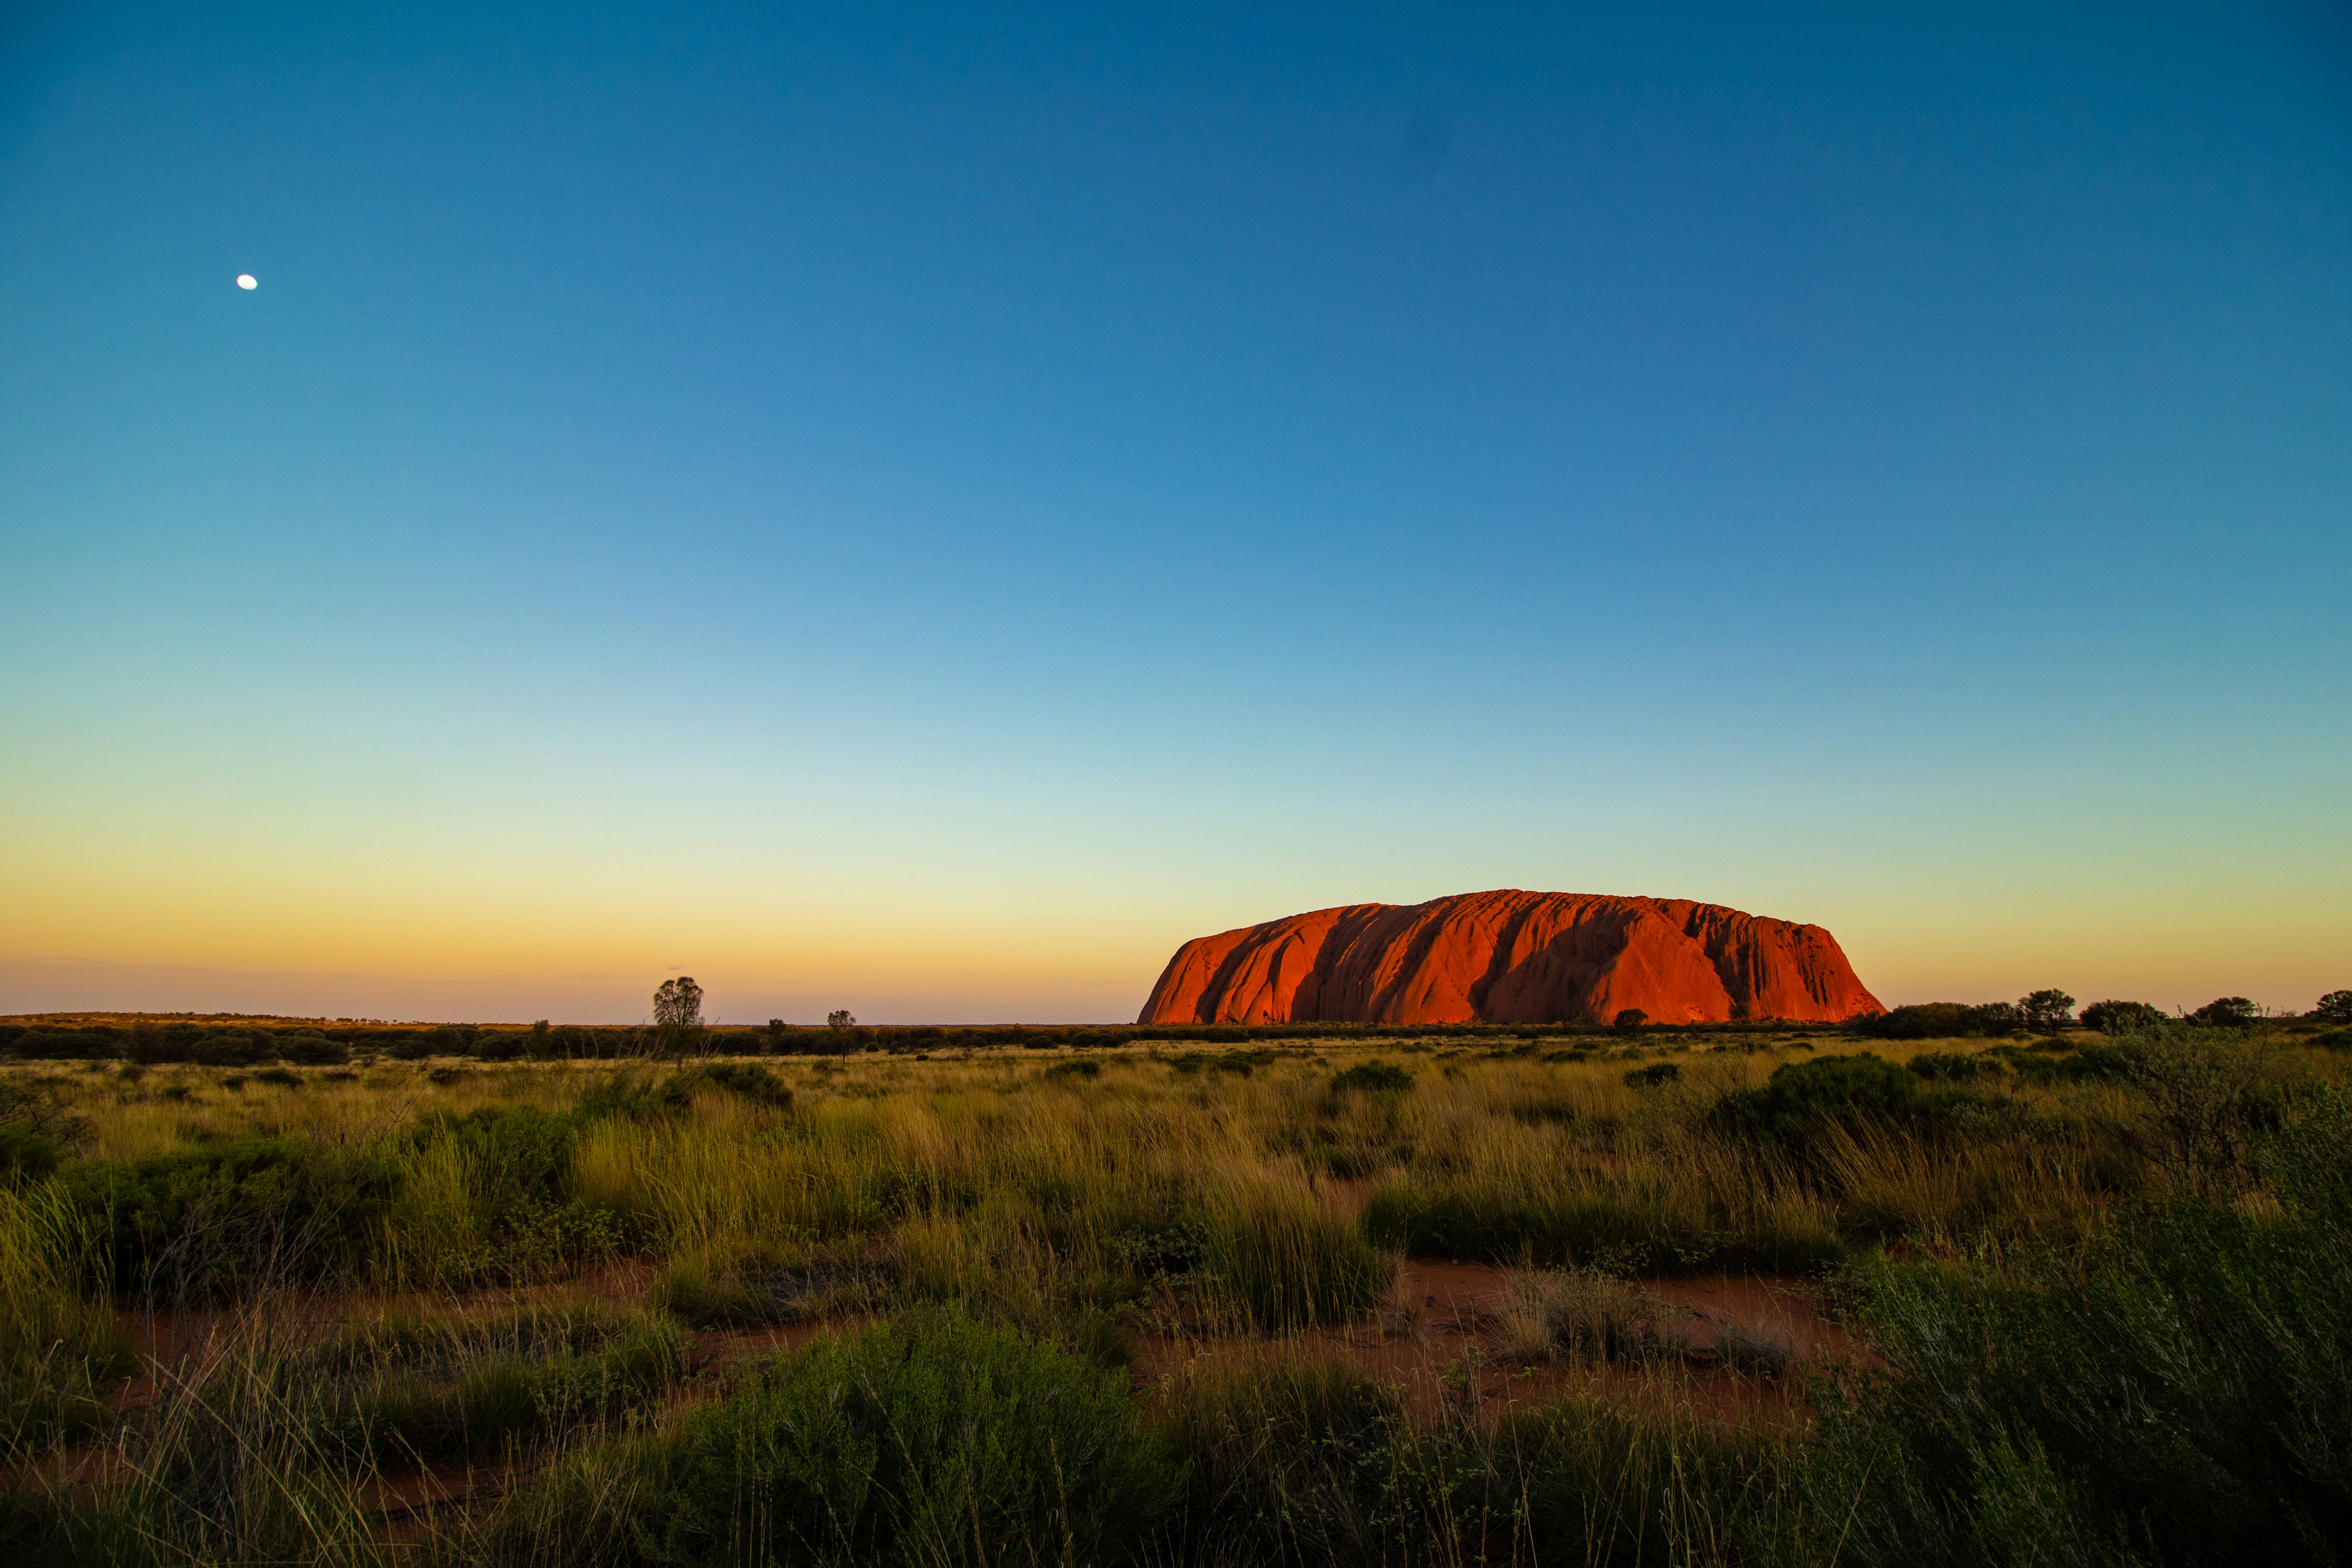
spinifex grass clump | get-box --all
[1495,1268,1694,1365]
[1197,1177,1393,1333]
[491,1307,1178,1568]
[1153,1350,1428,1565]
[0,1181,131,1447]
[380,1104,627,1288]
[307,1304,686,1467]
[1154,1346,1793,1568]
[1477,1394,1793,1567]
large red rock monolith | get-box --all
[1137,889,1883,1025]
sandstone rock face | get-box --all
[1137,890,1883,1026]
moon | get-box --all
[236,274,257,290]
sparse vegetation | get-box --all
[0,1022,2341,1565]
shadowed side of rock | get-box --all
[1136,889,1883,1025]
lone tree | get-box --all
[827,1009,855,1029]
[2018,989,2076,1033]
[654,976,704,1028]
[653,976,705,1060]
[2314,990,2352,1025]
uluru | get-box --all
[1138,889,1884,1026]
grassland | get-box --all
[0,1023,2346,1565]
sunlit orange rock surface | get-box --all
[1138,889,1883,1025]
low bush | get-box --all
[0,1080,88,1186]
[1329,1060,1413,1096]
[1796,1089,2352,1567]
[61,1137,396,1297]
[669,1061,795,1109]
[1716,1053,2000,1153]
[1624,1061,1681,1088]
[1363,1176,1702,1274]
[1154,1352,1418,1565]
[637,1309,1177,1567]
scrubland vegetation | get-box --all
[0,1019,2346,1565]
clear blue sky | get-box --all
[4,2,2347,1022]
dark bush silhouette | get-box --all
[2191,996,2262,1027]
[1849,1003,2023,1040]
[2079,998,2167,1033]
[1623,1062,1680,1088]
[1612,1009,1649,1032]
[2310,990,2352,1025]
[2016,989,2075,1033]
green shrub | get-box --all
[640,1309,1178,1566]
[409,1104,577,1211]
[275,1033,351,1066]
[1154,1353,1415,1565]
[1364,1176,1691,1274]
[1716,1052,1997,1152]
[1906,1049,1997,1081]
[669,1061,795,1109]
[1796,1090,2352,1567]
[0,1081,88,1186]
[0,1183,133,1447]
[61,1137,395,1296]
[577,1063,794,1124]
[0,1127,62,1186]
[1329,1060,1413,1096]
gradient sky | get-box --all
[4,2,2347,1023]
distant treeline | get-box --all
[0,1015,1832,1064]
[4,998,2339,1064]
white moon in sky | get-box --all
[236,274,257,289]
